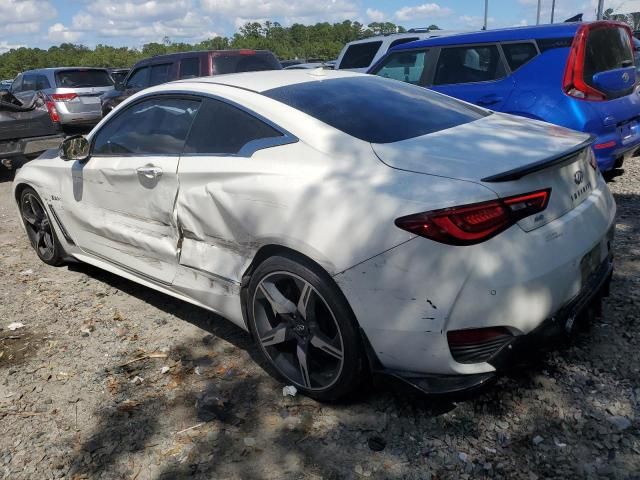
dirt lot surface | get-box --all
[0,162,639,480]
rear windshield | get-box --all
[213,53,282,75]
[55,69,113,88]
[584,26,633,82]
[262,76,488,143]
[339,41,383,69]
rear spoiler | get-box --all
[481,135,595,182]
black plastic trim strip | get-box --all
[481,135,596,183]
[47,203,75,245]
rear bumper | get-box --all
[382,256,613,397]
[0,134,65,162]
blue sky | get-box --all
[0,0,605,53]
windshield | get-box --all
[55,69,113,88]
[262,76,488,143]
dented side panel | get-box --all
[61,155,181,283]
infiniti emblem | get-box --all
[623,72,630,83]
[574,170,584,184]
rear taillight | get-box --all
[50,93,78,102]
[395,189,551,246]
[562,24,607,101]
[45,101,60,123]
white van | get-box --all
[335,29,466,73]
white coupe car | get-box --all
[13,70,616,401]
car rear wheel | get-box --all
[19,187,64,266]
[247,253,364,401]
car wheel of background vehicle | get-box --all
[19,187,65,266]
[247,253,364,402]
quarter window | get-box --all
[339,41,383,69]
[126,67,149,89]
[35,75,51,90]
[180,58,200,79]
[372,50,427,85]
[93,98,200,155]
[434,45,505,85]
[149,64,171,86]
[184,98,282,155]
[502,42,538,71]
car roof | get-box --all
[346,30,465,46]
[173,69,363,93]
[391,22,586,50]
[132,49,274,67]
[21,67,109,74]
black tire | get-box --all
[19,187,65,266]
[246,252,364,402]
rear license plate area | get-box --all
[580,243,601,286]
[618,119,639,144]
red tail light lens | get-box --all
[45,101,60,123]
[395,189,551,246]
[50,93,78,102]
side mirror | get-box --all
[60,135,90,162]
[115,80,124,90]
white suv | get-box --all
[335,29,465,72]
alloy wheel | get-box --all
[21,192,56,262]
[252,271,345,391]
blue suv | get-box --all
[369,22,640,172]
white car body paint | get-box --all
[13,70,616,380]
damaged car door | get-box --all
[65,96,200,283]
[174,97,293,288]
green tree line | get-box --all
[0,20,437,79]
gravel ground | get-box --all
[0,161,639,480]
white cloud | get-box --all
[0,41,26,55]
[0,0,56,39]
[72,0,217,44]
[366,8,385,22]
[48,23,83,43]
[86,0,192,21]
[457,15,495,29]
[0,0,56,23]
[394,3,453,22]
[201,0,358,25]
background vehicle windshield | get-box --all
[263,76,487,143]
[55,69,113,88]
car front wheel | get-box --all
[247,253,364,401]
[19,187,65,266]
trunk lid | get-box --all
[371,113,599,231]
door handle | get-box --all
[477,95,503,106]
[136,166,163,180]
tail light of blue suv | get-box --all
[394,189,551,246]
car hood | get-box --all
[370,112,590,182]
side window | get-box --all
[502,42,538,71]
[434,45,505,85]
[184,98,282,155]
[388,37,419,50]
[180,58,200,79]
[339,41,383,69]
[126,67,149,89]
[372,50,428,85]
[93,97,200,156]
[35,75,51,90]
[22,74,37,91]
[149,64,171,86]
[11,75,23,93]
